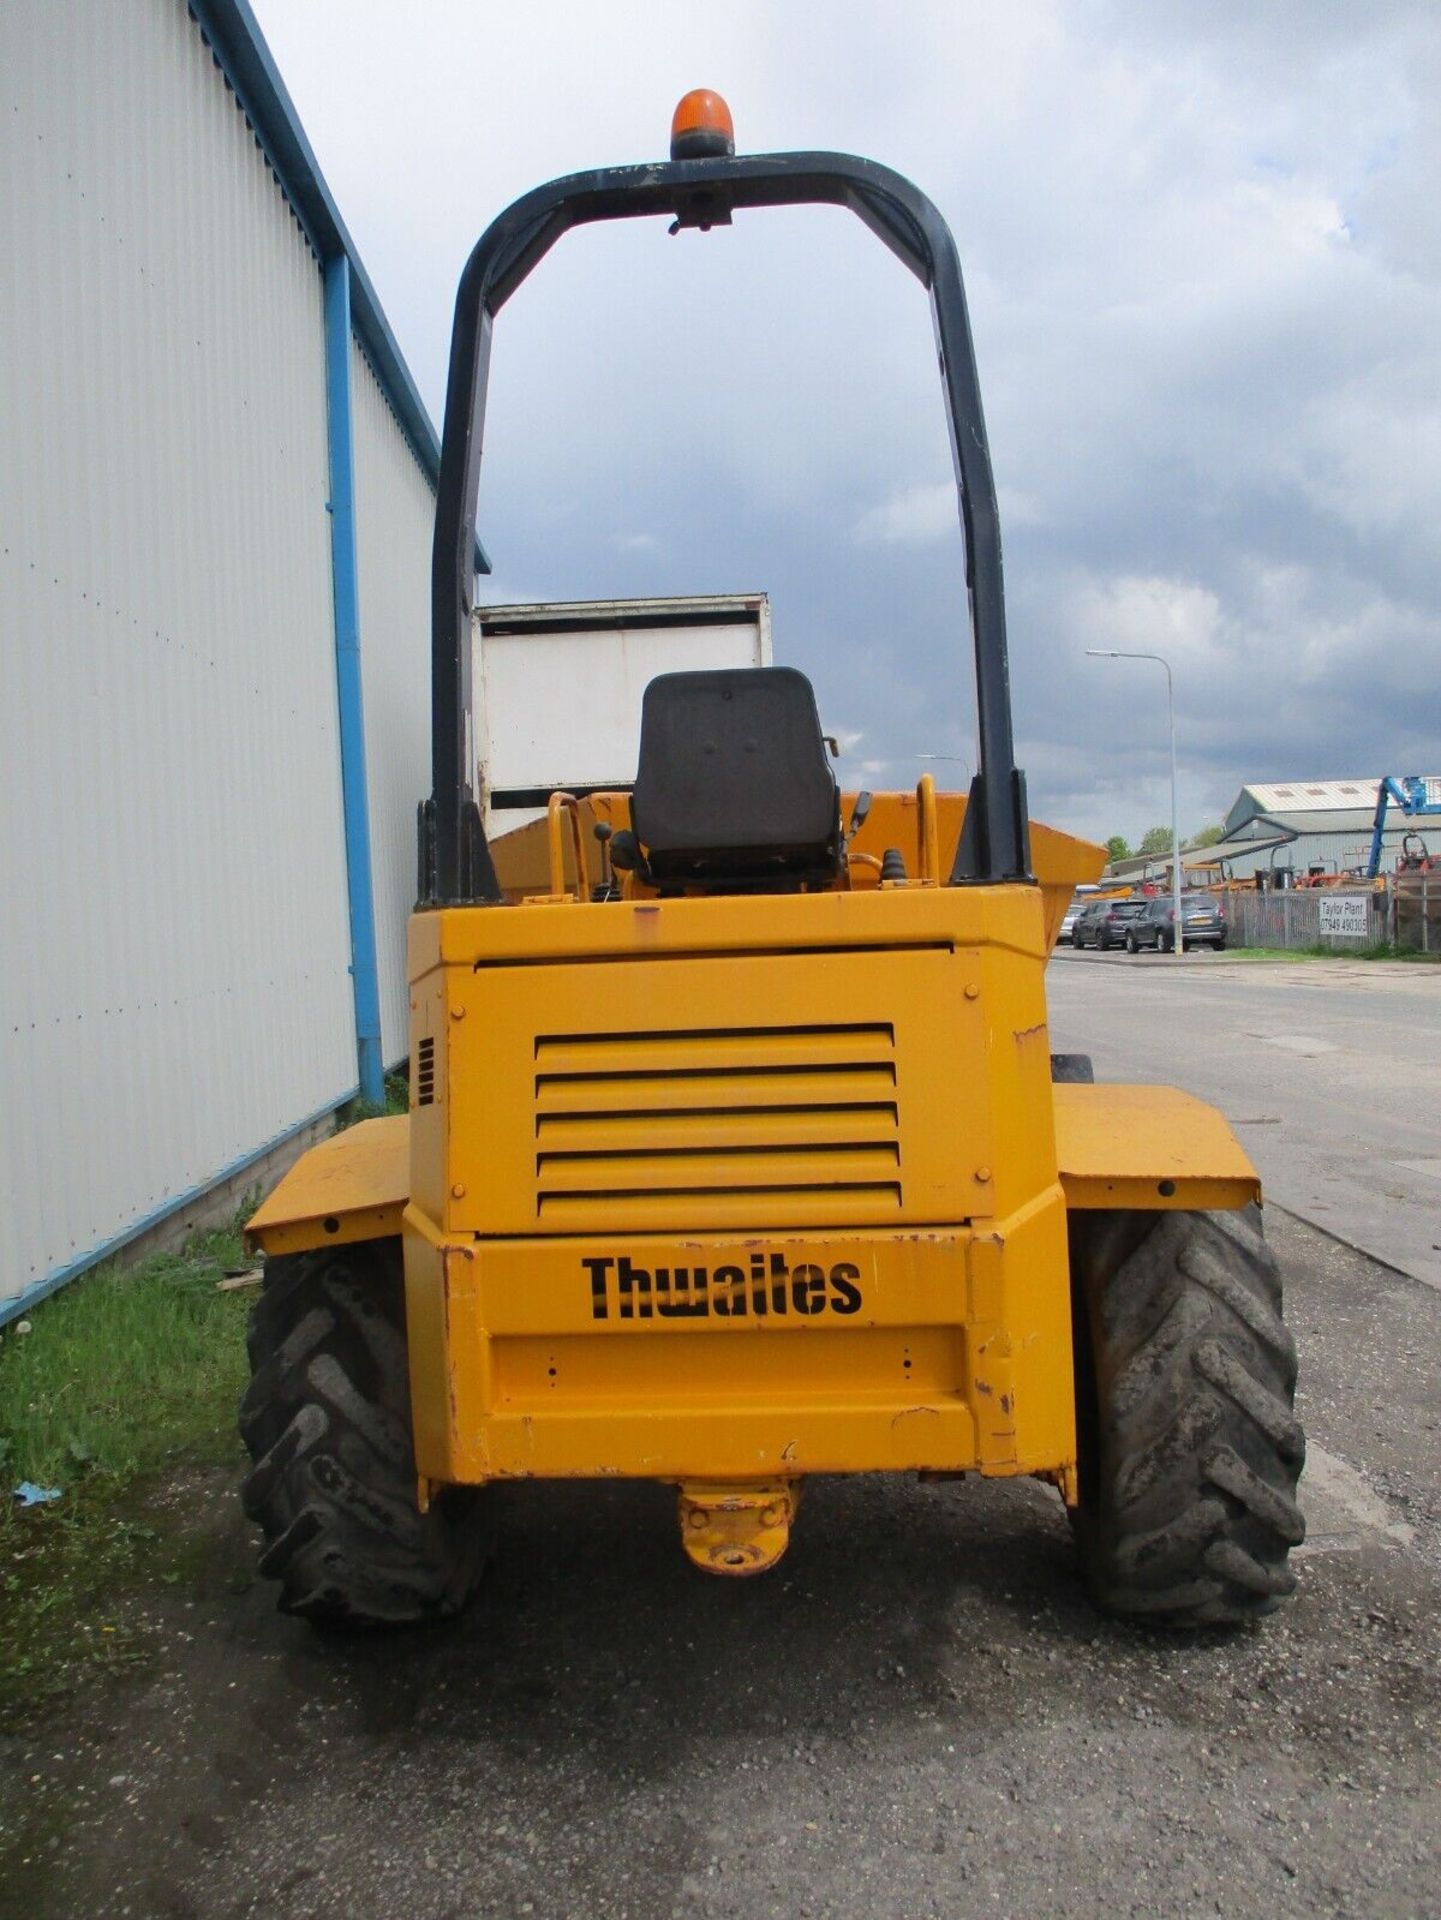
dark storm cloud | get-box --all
[254,0,1440,844]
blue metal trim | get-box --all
[186,0,490,571]
[0,1089,357,1330]
[325,255,385,1109]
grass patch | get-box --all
[336,1067,410,1127]
[0,1223,253,1724]
[0,1227,250,1490]
[1229,942,1441,963]
[1223,947,1325,962]
[1,1068,414,1726]
[1348,942,1441,961]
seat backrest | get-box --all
[631,666,840,887]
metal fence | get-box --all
[1222,879,1435,953]
[1391,874,1438,954]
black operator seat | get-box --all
[630,667,843,890]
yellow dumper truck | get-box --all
[241,93,1304,1630]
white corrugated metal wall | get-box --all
[349,344,435,1064]
[0,3,436,1313]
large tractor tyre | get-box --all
[239,1238,490,1630]
[1068,1204,1304,1627]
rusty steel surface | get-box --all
[678,1482,800,1577]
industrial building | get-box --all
[1107,778,1441,888]
[1202,778,1441,883]
[1,1,454,1321]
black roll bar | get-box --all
[420,148,1031,905]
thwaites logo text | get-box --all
[584,1252,863,1322]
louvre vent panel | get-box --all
[537,1143,900,1188]
[534,1023,895,1075]
[535,1065,895,1115]
[535,1104,898,1152]
[532,1023,902,1220]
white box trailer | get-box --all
[474,594,771,832]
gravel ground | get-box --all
[3,1210,1438,1920]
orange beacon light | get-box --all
[670,90,736,161]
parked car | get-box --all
[1126,894,1228,952]
[1072,901,1104,946]
[1074,898,1148,950]
[1060,884,1105,944]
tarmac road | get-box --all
[4,963,1440,1920]
[1048,948,1441,1290]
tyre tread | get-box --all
[239,1239,488,1630]
[1070,1204,1305,1627]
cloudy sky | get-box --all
[252,0,1440,847]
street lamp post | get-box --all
[1085,649,1184,960]
[916,753,971,783]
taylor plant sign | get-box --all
[1318,895,1372,940]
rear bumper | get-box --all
[401,1191,1077,1491]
